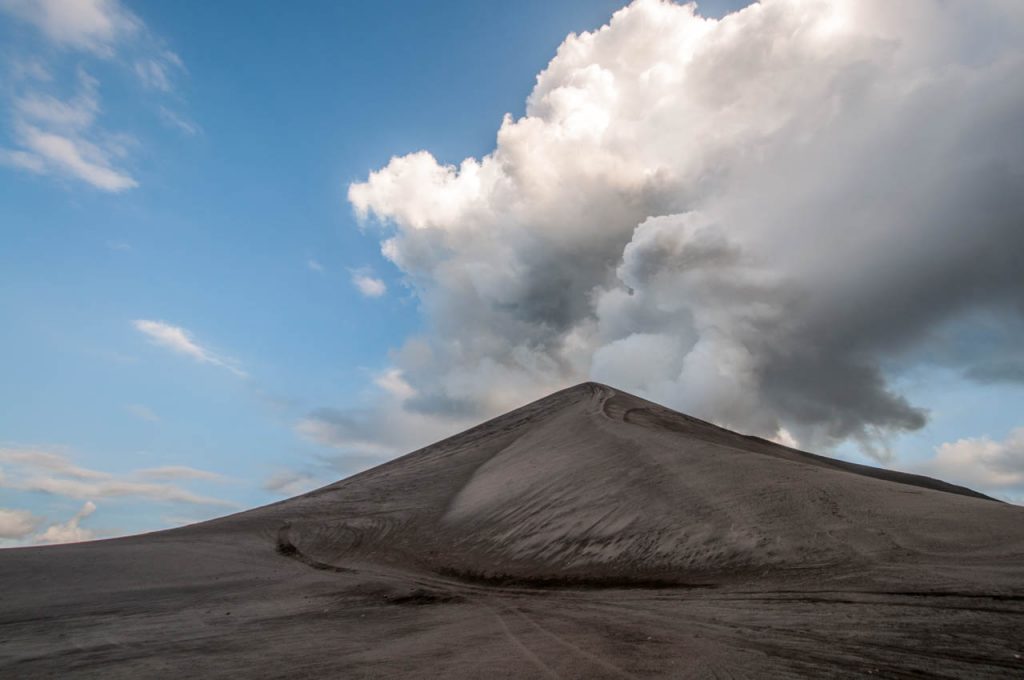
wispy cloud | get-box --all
[0,445,234,507]
[1,0,194,191]
[0,446,107,480]
[133,50,183,92]
[135,465,223,482]
[0,0,141,56]
[157,106,200,137]
[10,58,52,82]
[10,124,138,191]
[307,258,325,273]
[2,68,138,191]
[133,319,247,378]
[351,268,386,298]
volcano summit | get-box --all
[2,383,1022,678]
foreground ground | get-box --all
[2,384,1022,677]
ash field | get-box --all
[2,383,1022,678]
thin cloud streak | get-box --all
[133,320,247,378]
[0,446,234,508]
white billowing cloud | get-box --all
[917,429,1024,496]
[133,319,247,377]
[0,446,233,507]
[351,269,387,298]
[35,501,97,545]
[0,508,43,539]
[0,0,140,56]
[345,0,1024,459]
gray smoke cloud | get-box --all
[318,0,1024,461]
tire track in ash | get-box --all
[538,599,766,680]
[275,523,560,677]
[509,605,639,680]
[579,599,1008,679]
[482,599,563,679]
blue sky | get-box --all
[2,0,1023,545]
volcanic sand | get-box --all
[2,383,1023,678]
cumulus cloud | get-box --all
[134,319,247,377]
[351,269,387,298]
[35,501,97,545]
[915,429,1024,499]
[0,508,43,540]
[342,0,1024,459]
[0,446,233,507]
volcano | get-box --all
[2,383,1022,678]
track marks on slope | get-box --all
[508,605,639,679]
[275,523,355,574]
[484,599,563,679]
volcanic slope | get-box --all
[2,382,1023,679]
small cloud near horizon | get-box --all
[35,501,97,544]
